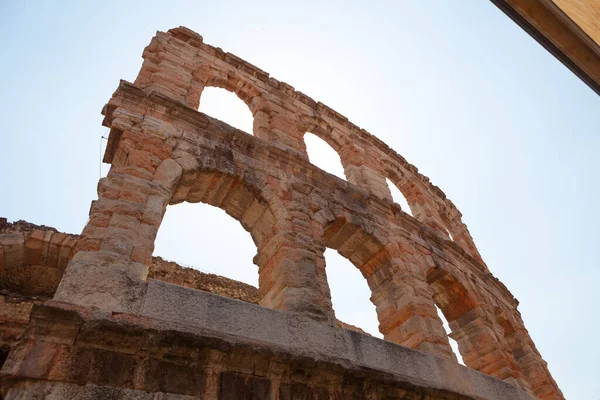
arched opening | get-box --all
[324,248,381,337]
[150,162,286,309]
[427,264,490,369]
[304,132,346,180]
[199,86,254,134]
[322,217,388,338]
[386,178,413,217]
[154,202,258,287]
[435,304,464,365]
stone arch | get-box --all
[158,167,272,285]
[319,215,456,360]
[426,263,480,325]
[386,178,413,217]
[169,152,288,235]
[190,65,274,141]
[299,116,345,155]
[196,86,254,134]
[426,262,529,388]
[298,116,347,167]
[300,116,392,198]
[322,216,387,277]
[171,150,337,319]
[303,132,346,180]
[383,161,425,218]
[320,215,387,329]
[166,152,323,313]
[384,161,452,240]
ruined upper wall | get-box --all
[38,27,564,399]
[124,26,485,267]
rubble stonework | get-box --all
[0,27,563,399]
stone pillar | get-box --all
[339,143,391,201]
[134,29,201,107]
[268,112,309,157]
[363,243,456,361]
[253,181,334,321]
[255,231,333,321]
[54,127,181,313]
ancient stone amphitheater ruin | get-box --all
[0,27,563,399]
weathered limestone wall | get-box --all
[1,287,536,400]
[0,277,532,400]
[0,26,563,399]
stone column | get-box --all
[134,28,201,107]
[254,182,334,321]
[256,231,333,321]
[54,125,181,313]
[268,111,311,157]
[339,143,392,201]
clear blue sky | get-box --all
[1,1,598,398]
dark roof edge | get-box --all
[490,0,600,96]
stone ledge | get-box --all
[141,280,535,400]
[0,285,536,399]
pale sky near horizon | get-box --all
[1,1,599,398]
